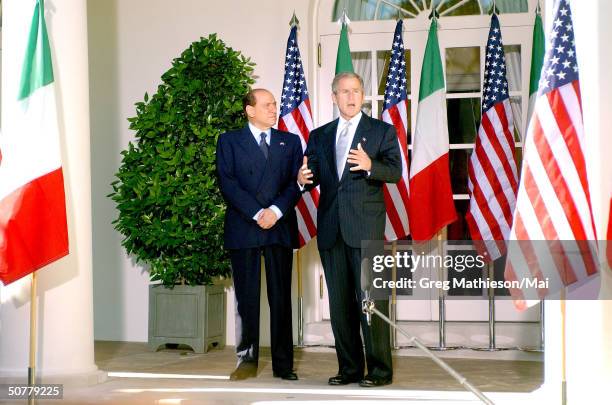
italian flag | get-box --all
[0,0,68,285]
[408,19,456,241]
[526,11,545,140]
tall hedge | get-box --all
[110,34,255,286]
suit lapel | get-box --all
[323,119,340,182]
[268,128,283,169]
[238,125,267,169]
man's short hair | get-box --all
[332,72,364,94]
[242,89,260,115]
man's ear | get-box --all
[245,105,255,118]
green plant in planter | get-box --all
[110,34,255,287]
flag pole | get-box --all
[561,287,567,405]
[297,249,304,347]
[28,272,38,387]
[390,241,398,349]
[431,229,458,351]
[288,11,305,349]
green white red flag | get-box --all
[408,18,457,241]
[0,0,68,285]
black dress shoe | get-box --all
[229,363,258,381]
[273,371,299,380]
[359,375,392,387]
[328,374,362,385]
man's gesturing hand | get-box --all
[297,156,313,185]
[348,143,372,172]
[257,208,278,229]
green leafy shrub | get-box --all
[110,34,255,287]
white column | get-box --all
[537,1,612,403]
[0,0,105,385]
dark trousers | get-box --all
[319,235,393,380]
[230,245,293,374]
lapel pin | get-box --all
[362,137,367,143]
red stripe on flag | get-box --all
[291,108,310,141]
[467,163,505,241]
[383,186,404,239]
[296,198,316,237]
[0,168,69,285]
[532,117,590,242]
[473,129,514,224]
[546,88,590,204]
[522,166,579,284]
[607,198,612,268]
[481,112,518,197]
[387,105,408,153]
[494,103,518,174]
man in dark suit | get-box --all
[298,72,401,387]
[216,89,302,381]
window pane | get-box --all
[447,199,471,241]
[332,0,527,21]
[447,97,480,144]
[362,100,373,117]
[480,0,528,13]
[446,47,480,93]
[437,0,481,17]
[377,50,411,96]
[510,96,522,141]
[504,44,521,92]
[351,51,373,96]
[449,149,471,194]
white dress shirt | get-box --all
[248,123,282,221]
[335,112,363,177]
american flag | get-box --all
[504,0,598,302]
[466,13,519,261]
[380,20,410,241]
[278,25,318,247]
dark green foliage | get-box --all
[110,34,255,286]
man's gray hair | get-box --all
[332,72,364,94]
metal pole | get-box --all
[297,250,304,347]
[488,263,495,349]
[28,272,38,386]
[474,263,507,351]
[390,241,398,349]
[431,233,458,351]
[561,289,567,405]
[540,300,545,351]
[28,272,38,405]
[366,303,495,405]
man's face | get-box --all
[332,76,365,120]
[246,90,277,130]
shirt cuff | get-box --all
[269,205,283,220]
[253,208,264,221]
[298,181,305,192]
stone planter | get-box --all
[148,284,226,353]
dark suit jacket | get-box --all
[216,126,303,249]
[304,114,401,250]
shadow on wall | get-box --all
[87,0,127,342]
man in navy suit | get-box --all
[298,72,401,387]
[216,89,302,381]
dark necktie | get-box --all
[259,133,269,159]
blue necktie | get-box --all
[259,133,269,159]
